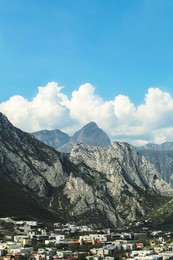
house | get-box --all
[56,250,66,258]
[130,249,154,257]
[133,256,163,260]
[121,232,134,240]
[90,245,118,257]
[135,243,144,249]
[68,239,80,244]
[111,233,121,240]
[86,256,100,260]
[50,234,65,243]
[121,243,135,250]
[158,251,173,259]
[14,235,31,245]
[79,234,108,245]
[8,246,21,254]
[154,246,166,254]
[0,242,8,250]
[0,249,7,256]
[151,231,163,237]
[0,218,14,223]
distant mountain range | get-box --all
[32,122,111,153]
[32,129,70,151]
[33,124,173,190]
[137,142,173,188]
[1,112,173,227]
[137,142,173,151]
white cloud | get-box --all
[1,82,173,146]
[0,82,72,132]
[66,83,117,131]
[137,88,173,128]
[113,94,136,120]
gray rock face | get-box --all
[62,142,173,226]
[0,113,68,196]
[137,142,173,188]
[1,112,173,227]
[32,121,111,153]
[58,143,74,153]
[32,129,70,150]
[138,149,173,188]
[70,122,111,147]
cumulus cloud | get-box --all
[113,95,136,120]
[0,82,73,132]
[1,82,173,146]
[66,83,117,131]
[137,88,173,128]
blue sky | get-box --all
[1,0,173,145]
[1,0,173,103]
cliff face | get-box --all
[70,122,111,147]
[0,112,173,227]
[0,113,68,196]
[60,143,172,226]
[32,129,70,150]
[138,144,173,188]
[70,142,172,195]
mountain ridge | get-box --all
[32,129,70,150]
[0,112,173,227]
[137,142,173,188]
[32,121,111,153]
[137,141,173,151]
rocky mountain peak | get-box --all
[84,121,97,127]
[70,121,111,147]
[33,121,111,153]
[32,129,70,150]
[0,112,12,128]
[1,113,173,227]
[0,112,22,142]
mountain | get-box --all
[148,197,173,230]
[137,142,173,151]
[0,175,60,223]
[65,143,173,227]
[137,143,173,188]
[70,121,111,147]
[32,129,70,150]
[0,112,173,227]
[32,121,111,153]
[0,113,68,197]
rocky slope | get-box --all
[138,146,173,188]
[70,121,111,147]
[0,175,60,223]
[32,122,111,153]
[61,143,173,226]
[32,129,70,150]
[0,112,173,227]
[0,114,68,197]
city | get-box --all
[0,218,173,260]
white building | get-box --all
[79,234,108,245]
